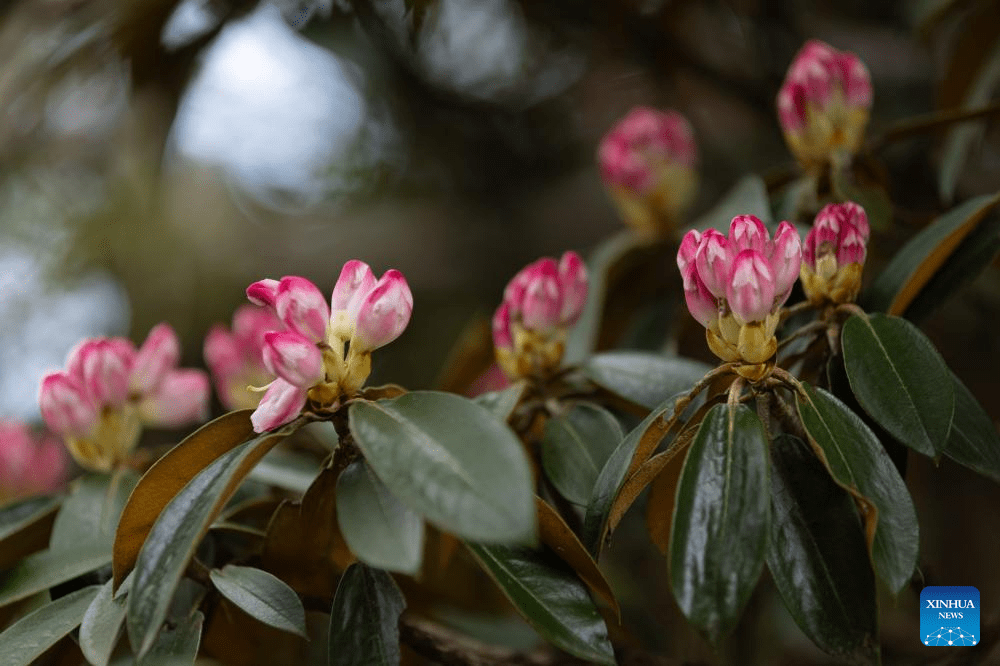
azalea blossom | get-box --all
[678,216,802,379]
[246,261,413,433]
[776,40,872,168]
[0,420,67,500]
[38,324,210,471]
[801,202,870,305]
[493,251,587,380]
[598,106,698,236]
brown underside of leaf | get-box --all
[535,497,620,620]
[0,503,59,571]
[646,451,686,557]
[112,410,256,588]
[889,193,1000,315]
[202,598,308,666]
[260,466,354,600]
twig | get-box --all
[867,101,1000,153]
[777,320,826,350]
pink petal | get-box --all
[68,338,135,406]
[520,264,563,333]
[330,260,378,324]
[727,250,776,325]
[246,278,280,308]
[262,331,324,388]
[557,251,588,326]
[770,222,803,300]
[352,270,414,353]
[276,276,330,344]
[728,215,768,254]
[233,304,284,349]
[695,228,730,299]
[130,323,181,396]
[39,372,99,439]
[492,302,513,350]
[677,229,702,274]
[682,265,718,328]
[250,379,307,433]
[204,325,241,378]
[139,369,210,428]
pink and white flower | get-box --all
[204,304,283,410]
[801,201,870,304]
[598,106,698,235]
[245,262,413,432]
[678,216,802,374]
[38,324,210,471]
[0,421,67,500]
[493,251,588,380]
[777,40,872,167]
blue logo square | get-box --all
[920,586,980,647]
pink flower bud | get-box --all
[352,270,413,353]
[139,369,210,428]
[492,302,513,351]
[67,338,135,406]
[203,325,241,380]
[598,107,696,193]
[250,379,307,433]
[806,202,870,270]
[519,260,563,333]
[232,304,284,349]
[694,229,730,299]
[246,278,280,308]
[330,260,378,337]
[275,276,330,344]
[727,250,776,325]
[205,305,283,411]
[770,221,803,301]
[262,331,324,388]
[681,264,718,328]
[677,229,702,275]
[729,215,768,254]
[557,252,588,326]
[130,323,180,395]
[777,40,872,164]
[0,421,67,497]
[39,372,99,439]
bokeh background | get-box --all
[3,0,1000,663]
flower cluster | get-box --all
[801,202,870,305]
[204,304,283,410]
[0,421,66,500]
[246,261,413,433]
[493,252,587,380]
[598,106,698,236]
[38,324,210,472]
[777,40,872,168]
[678,216,801,379]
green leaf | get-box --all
[50,471,138,553]
[113,409,257,588]
[582,351,711,411]
[564,231,647,364]
[863,192,1000,315]
[541,403,623,505]
[80,577,130,666]
[903,210,1000,324]
[336,460,424,575]
[0,546,110,608]
[466,543,615,665]
[0,584,100,666]
[796,385,919,593]
[248,447,321,495]
[328,563,406,666]
[691,174,773,231]
[582,395,678,554]
[766,436,879,663]
[940,41,1000,202]
[127,422,295,658]
[841,314,955,458]
[138,610,203,666]
[669,403,770,646]
[209,565,307,637]
[473,381,527,422]
[0,495,61,571]
[944,371,1000,482]
[349,391,535,544]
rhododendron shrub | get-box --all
[2,32,1000,666]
